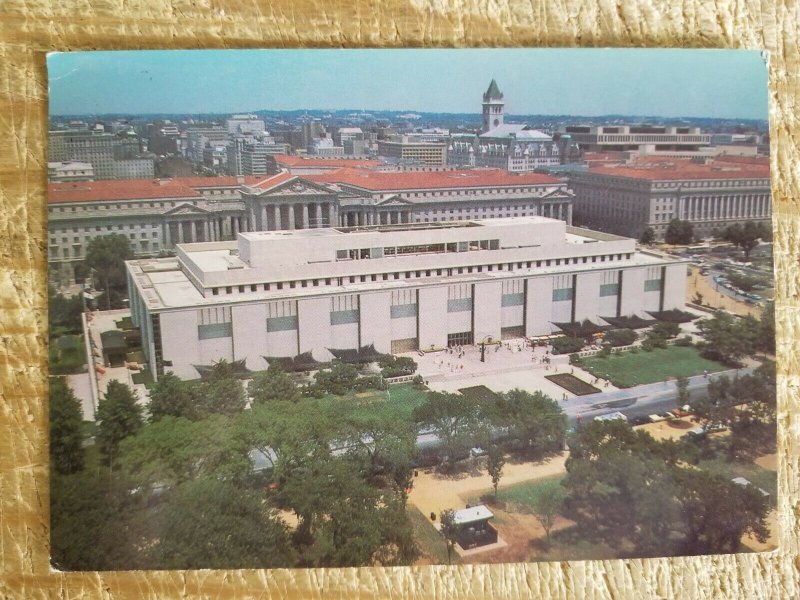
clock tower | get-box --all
[482,79,504,133]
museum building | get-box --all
[126,217,688,380]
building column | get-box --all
[315,202,323,228]
[302,203,310,229]
[567,203,573,225]
[204,220,210,242]
[232,216,238,235]
[287,204,295,229]
[164,221,172,247]
[177,221,184,243]
[261,204,268,231]
[272,204,280,230]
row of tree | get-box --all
[563,420,771,557]
[640,219,771,255]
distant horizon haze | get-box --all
[47,49,769,121]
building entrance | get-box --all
[447,331,473,347]
[391,337,418,354]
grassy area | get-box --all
[49,335,87,375]
[318,383,429,422]
[696,456,777,507]
[407,505,457,565]
[465,474,566,510]
[580,346,727,388]
[116,316,134,330]
[131,368,155,389]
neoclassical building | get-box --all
[569,157,772,239]
[49,168,575,284]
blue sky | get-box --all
[47,49,768,120]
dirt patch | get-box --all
[458,509,574,564]
[754,452,777,472]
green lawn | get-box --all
[407,505,458,565]
[465,474,566,510]
[580,346,727,388]
[317,383,429,422]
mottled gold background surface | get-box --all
[0,1,798,598]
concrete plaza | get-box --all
[405,340,618,401]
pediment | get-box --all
[541,187,574,199]
[259,177,335,197]
[163,202,212,215]
[376,195,414,207]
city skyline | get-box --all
[48,49,769,121]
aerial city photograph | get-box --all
[46,49,776,570]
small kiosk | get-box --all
[452,505,498,549]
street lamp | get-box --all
[478,334,493,363]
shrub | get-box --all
[675,335,694,347]
[551,336,585,355]
[379,355,418,378]
[569,353,582,366]
[651,321,681,339]
[605,328,637,347]
[412,374,424,386]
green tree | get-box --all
[84,234,133,309]
[528,485,566,546]
[675,376,690,409]
[639,227,656,245]
[605,328,637,347]
[48,285,84,333]
[121,415,251,487]
[202,377,246,417]
[341,413,417,492]
[147,372,204,421]
[49,377,85,475]
[50,469,149,570]
[490,389,566,459]
[486,446,505,501]
[155,477,297,569]
[723,221,769,259]
[758,301,776,356]
[249,363,301,404]
[676,469,769,555]
[439,509,459,565]
[664,219,694,245]
[315,362,360,395]
[696,311,750,365]
[412,391,486,470]
[96,380,143,467]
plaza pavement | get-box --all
[406,341,619,402]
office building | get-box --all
[306,168,574,227]
[126,217,688,380]
[47,161,94,182]
[559,125,712,155]
[569,157,772,239]
[378,136,448,165]
[226,114,266,135]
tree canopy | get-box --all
[96,380,143,467]
[49,377,85,475]
[664,219,694,245]
[84,234,133,309]
[154,477,297,569]
[412,391,486,470]
[723,221,771,259]
[563,420,770,556]
[489,389,566,459]
[249,364,301,404]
